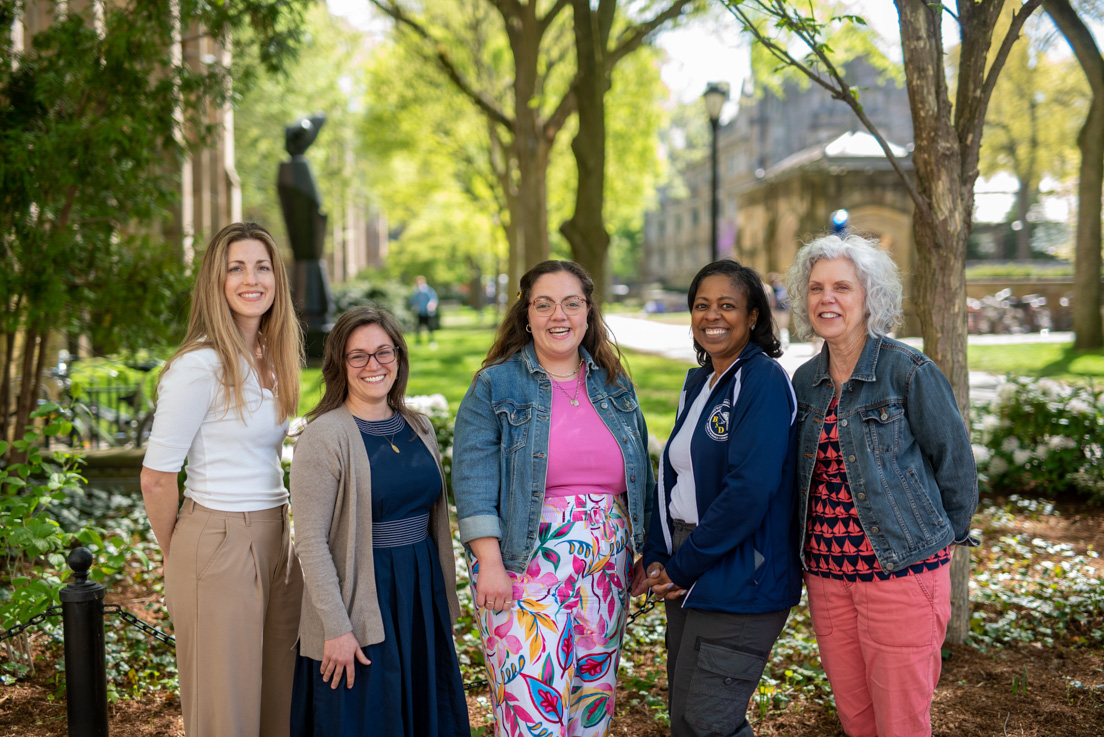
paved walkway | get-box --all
[605,314,1069,406]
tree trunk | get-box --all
[560,0,611,299]
[896,0,974,645]
[1045,0,1104,349]
[507,8,552,273]
[12,325,41,446]
[1013,174,1034,260]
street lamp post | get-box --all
[704,82,729,262]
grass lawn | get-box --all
[969,342,1104,384]
[299,315,690,439]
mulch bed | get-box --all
[2,494,1102,736]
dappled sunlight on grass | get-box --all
[969,343,1104,384]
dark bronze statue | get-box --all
[278,114,334,357]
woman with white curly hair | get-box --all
[785,233,978,737]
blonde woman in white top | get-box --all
[141,222,304,737]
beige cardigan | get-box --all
[289,405,461,661]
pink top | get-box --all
[545,365,627,498]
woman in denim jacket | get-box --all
[453,260,653,737]
[785,234,978,737]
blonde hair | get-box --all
[161,222,303,422]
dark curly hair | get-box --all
[687,259,782,364]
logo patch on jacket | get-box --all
[705,399,730,441]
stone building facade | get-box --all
[643,60,918,306]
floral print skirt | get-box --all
[468,493,632,737]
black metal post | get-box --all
[60,547,109,737]
[710,115,720,262]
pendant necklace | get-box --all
[551,369,583,407]
[353,412,404,453]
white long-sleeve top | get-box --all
[142,348,289,511]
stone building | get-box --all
[13,2,241,262]
[643,60,918,311]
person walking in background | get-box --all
[287,306,468,737]
[452,260,653,737]
[767,272,790,348]
[785,233,978,737]
[639,260,801,737]
[410,275,439,345]
[140,222,304,737]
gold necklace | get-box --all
[540,359,582,378]
[551,371,583,407]
[353,413,403,453]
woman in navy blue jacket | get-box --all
[640,260,801,737]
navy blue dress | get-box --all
[290,415,470,736]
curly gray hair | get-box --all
[784,233,903,341]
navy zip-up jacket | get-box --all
[643,342,802,614]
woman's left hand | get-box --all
[321,631,371,690]
[645,564,686,601]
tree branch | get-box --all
[725,1,927,215]
[539,0,572,34]
[607,0,695,70]
[369,0,513,130]
[964,0,1045,181]
[543,85,577,141]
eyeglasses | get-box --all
[345,347,397,368]
[530,297,587,317]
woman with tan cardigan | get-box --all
[288,307,468,736]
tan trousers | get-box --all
[165,499,303,737]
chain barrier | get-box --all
[0,605,64,644]
[102,604,176,647]
[0,604,176,652]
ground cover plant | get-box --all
[2,482,1101,736]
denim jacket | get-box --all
[452,343,654,573]
[793,335,979,573]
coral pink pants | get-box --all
[804,564,951,737]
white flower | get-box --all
[281,443,295,464]
[648,434,665,456]
[1035,443,1049,458]
[988,455,1009,475]
[407,393,450,416]
[1012,448,1033,467]
[1037,379,1066,401]
[1068,398,1091,416]
[996,383,1018,404]
[971,444,991,465]
[980,415,1002,434]
[1000,436,1021,453]
[1048,435,1078,450]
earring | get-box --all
[525,324,532,333]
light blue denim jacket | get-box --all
[452,343,654,573]
[793,335,979,573]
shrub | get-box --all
[0,404,135,684]
[972,378,1104,502]
[331,277,416,330]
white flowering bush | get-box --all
[408,394,455,494]
[972,378,1104,501]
